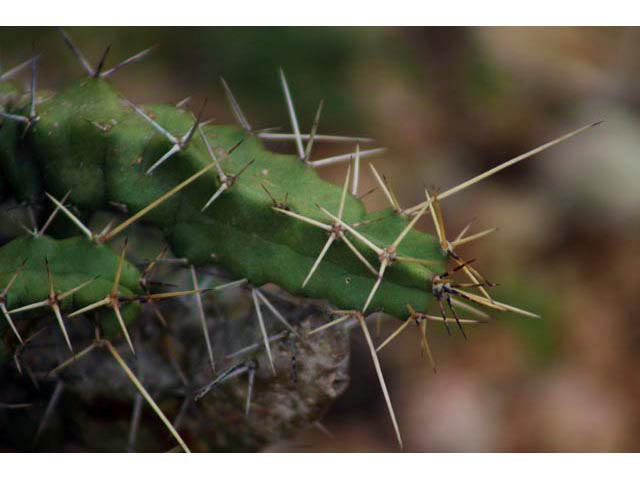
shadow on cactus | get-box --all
[0,29,599,452]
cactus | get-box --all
[0,30,598,452]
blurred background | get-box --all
[1,26,638,452]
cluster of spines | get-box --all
[0,29,600,451]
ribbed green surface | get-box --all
[0,77,446,339]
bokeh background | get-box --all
[1,27,638,452]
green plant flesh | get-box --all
[0,76,447,355]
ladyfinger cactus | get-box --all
[0,30,598,451]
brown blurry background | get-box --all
[1,27,638,451]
